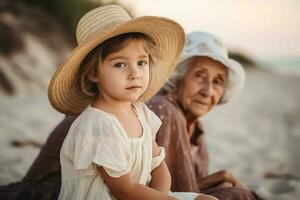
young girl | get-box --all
[48,5,218,200]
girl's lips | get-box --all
[126,86,142,89]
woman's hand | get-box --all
[195,194,219,200]
[198,170,245,191]
[220,170,244,188]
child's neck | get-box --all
[92,97,143,138]
[92,98,133,116]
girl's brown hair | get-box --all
[78,32,158,99]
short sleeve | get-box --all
[139,103,162,139]
[151,147,165,171]
[65,112,130,178]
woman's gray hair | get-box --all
[162,58,194,92]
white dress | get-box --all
[58,102,199,200]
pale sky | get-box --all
[117,0,300,61]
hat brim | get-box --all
[179,53,245,103]
[48,16,185,115]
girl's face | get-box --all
[93,39,150,103]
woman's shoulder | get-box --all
[147,95,179,117]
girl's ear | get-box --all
[87,74,99,83]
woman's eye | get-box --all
[138,60,148,67]
[114,62,126,68]
[195,72,206,79]
[214,78,225,85]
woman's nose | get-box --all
[199,79,212,97]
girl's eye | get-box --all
[114,62,126,68]
[138,60,148,67]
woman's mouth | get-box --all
[193,100,209,105]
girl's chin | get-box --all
[119,96,141,102]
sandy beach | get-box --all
[1,1,299,199]
[0,67,299,199]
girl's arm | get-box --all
[149,141,172,193]
[98,167,176,200]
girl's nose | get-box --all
[128,65,140,80]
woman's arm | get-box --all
[198,170,245,191]
[149,140,171,193]
[148,96,200,192]
[98,167,176,200]
[195,133,244,191]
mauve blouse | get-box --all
[147,94,208,193]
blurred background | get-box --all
[0,0,299,199]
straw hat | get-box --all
[48,5,185,115]
[179,31,245,103]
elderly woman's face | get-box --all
[177,57,228,118]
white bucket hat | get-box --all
[179,31,245,103]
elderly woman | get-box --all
[0,32,261,200]
[147,32,260,200]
